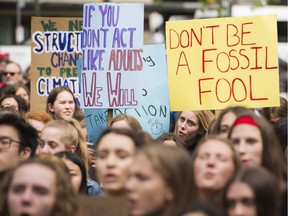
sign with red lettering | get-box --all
[81,3,144,109]
[166,15,280,111]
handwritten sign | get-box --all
[81,3,144,109]
[166,15,280,111]
[31,17,82,111]
[115,44,170,139]
[81,45,170,144]
[76,59,107,144]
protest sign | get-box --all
[81,3,144,109]
[166,15,280,111]
[115,44,170,139]
[80,44,170,144]
[76,59,107,145]
[31,17,82,111]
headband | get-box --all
[232,116,259,128]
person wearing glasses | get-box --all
[3,61,24,86]
[0,111,39,172]
[0,61,25,98]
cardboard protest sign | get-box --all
[115,44,170,139]
[81,3,144,109]
[166,15,280,111]
[31,17,82,111]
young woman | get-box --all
[38,117,103,197]
[228,114,287,189]
[46,86,83,121]
[192,135,241,206]
[0,82,30,109]
[0,156,77,216]
[15,83,30,107]
[174,110,215,154]
[224,167,281,216]
[126,145,197,216]
[55,151,88,195]
[210,106,254,138]
[261,96,287,123]
[0,94,28,115]
[96,128,146,196]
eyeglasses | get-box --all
[3,72,19,77]
[0,136,20,149]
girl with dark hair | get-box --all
[228,114,287,216]
[46,86,84,121]
[191,135,241,206]
[55,151,88,194]
[0,94,28,115]
[261,96,287,123]
[126,145,197,216]
[209,106,254,138]
[228,114,287,190]
[96,127,147,196]
[224,167,281,216]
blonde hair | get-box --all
[174,110,215,133]
[43,117,89,172]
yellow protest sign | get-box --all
[166,15,280,111]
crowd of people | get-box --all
[0,56,287,216]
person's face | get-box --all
[39,127,68,155]
[230,124,263,167]
[62,158,82,193]
[194,140,235,192]
[48,91,75,119]
[3,63,23,85]
[16,87,29,105]
[177,111,202,142]
[8,164,57,216]
[97,133,136,194]
[126,154,173,216]
[0,125,21,171]
[220,112,237,138]
[1,97,19,110]
[226,181,257,216]
[110,120,131,130]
